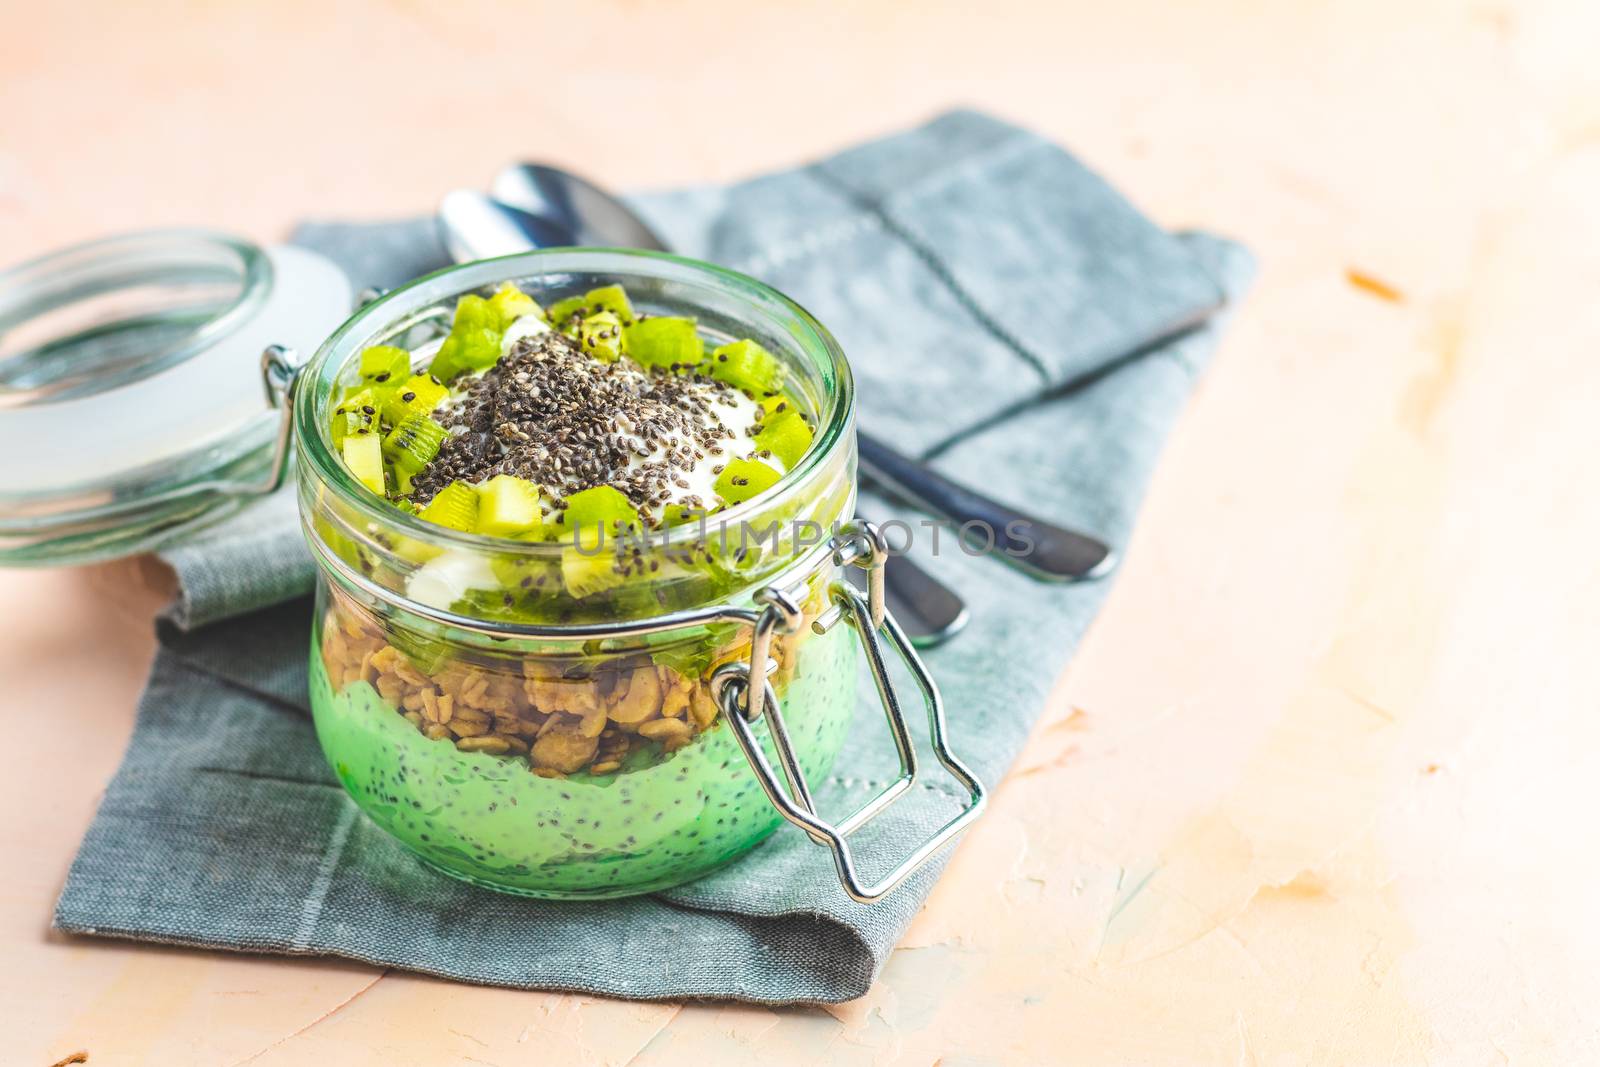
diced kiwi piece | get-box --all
[382,414,446,484]
[709,339,782,394]
[561,544,626,598]
[429,294,503,381]
[581,284,634,324]
[759,393,804,419]
[330,387,379,448]
[389,533,444,566]
[546,295,588,330]
[662,503,713,529]
[607,579,675,620]
[313,512,391,585]
[488,282,542,328]
[578,310,624,362]
[623,317,703,370]
[713,457,781,505]
[380,373,448,424]
[562,485,641,538]
[389,500,447,552]
[476,474,543,537]
[342,433,386,494]
[417,480,479,533]
[753,410,813,469]
[487,546,558,592]
[358,344,411,385]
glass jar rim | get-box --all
[0,229,353,566]
[0,228,271,410]
[294,247,856,561]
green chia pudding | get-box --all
[311,620,855,897]
[308,276,860,897]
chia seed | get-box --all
[408,330,745,521]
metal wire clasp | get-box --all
[711,519,987,903]
[99,345,300,515]
[249,344,301,497]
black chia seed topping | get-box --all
[410,330,754,519]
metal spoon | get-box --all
[492,164,670,251]
[439,190,572,263]
[856,435,1116,582]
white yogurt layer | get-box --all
[499,312,551,356]
[406,547,499,610]
[610,376,776,515]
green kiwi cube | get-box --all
[753,410,813,469]
[476,475,544,537]
[582,284,634,324]
[389,534,445,566]
[429,294,503,381]
[342,432,386,494]
[380,373,449,424]
[487,546,559,592]
[546,295,588,331]
[417,480,479,533]
[562,485,641,538]
[578,310,625,362]
[709,339,782,394]
[382,414,447,482]
[330,387,378,448]
[358,344,410,385]
[623,317,703,370]
[488,282,542,328]
[561,544,626,598]
[714,457,781,505]
[662,503,713,528]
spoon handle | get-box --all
[856,431,1115,582]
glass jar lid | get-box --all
[0,229,353,566]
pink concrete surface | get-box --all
[5,0,1600,1062]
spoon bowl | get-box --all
[492,164,669,251]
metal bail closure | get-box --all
[711,520,987,903]
[128,344,303,510]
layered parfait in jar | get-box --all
[303,258,859,898]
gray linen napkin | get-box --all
[54,111,1253,1003]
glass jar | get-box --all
[294,250,985,902]
[0,229,350,564]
